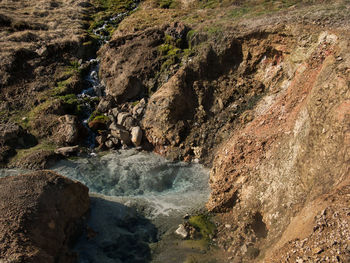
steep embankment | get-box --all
[96,1,350,261]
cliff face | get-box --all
[0,171,90,263]
[206,26,350,259]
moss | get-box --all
[189,214,216,242]
[92,115,109,123]
[88,110,109,123]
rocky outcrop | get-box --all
[0,170,90,263]
[98,26,165,103]
[0,122,37,165]
[206,27,350,261]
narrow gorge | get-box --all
[0,0,349,262]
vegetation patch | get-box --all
[88,0,139,40]
[188,214,216,242]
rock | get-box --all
[0,122,37,148]
[111,127,131,145]
[10,150,60,170]
[96,96,116,113]
[131,126,143,147]
[132,98,146,118]
[96,134,107,146]
[55,146,79,157]
[109,122,125,131]
[110,107,119,118]
[175,224,188,239]
[165,21,189,42]
[0,145,16,164]
[105,140,114,148]
[55,115,83,146]
[123,116,136,130]
[98,27,166,103]
[117,112,132,126]
[0,170,90,262]
[110,137,119,145]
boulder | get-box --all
[0,122,37,148]
[131,126,143,147]
[55,115,84,146]
[0,170,90,262]
[55,146,79,157]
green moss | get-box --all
[92,115,109,122]
[88,110,109,123]
[189,214,216,241]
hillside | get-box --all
[0,0,349,262]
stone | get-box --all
[55,146,79,157]
[105,140,114,148]
[55,115,82,146]
[131,126,143,147]
[111,128,131,145]
[175,224,188,239]
[0,170,90,262]
[123,116,136,130]
[96,96,115,113]
[117,112,132,126]
[109,122,125,131]
[96,135,107,146]
[10,150,60,170]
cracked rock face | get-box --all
[0,170,90,263]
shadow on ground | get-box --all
[75,196,157,263]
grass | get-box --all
[8,140,56,165]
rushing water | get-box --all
[0,150,210,262]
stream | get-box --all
[0,150,210,262]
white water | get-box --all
[0,150,210,262]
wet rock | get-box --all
[0,170,89,262]
[131,126,143,147]
[55,145,79,157]
[175,224,188,239]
